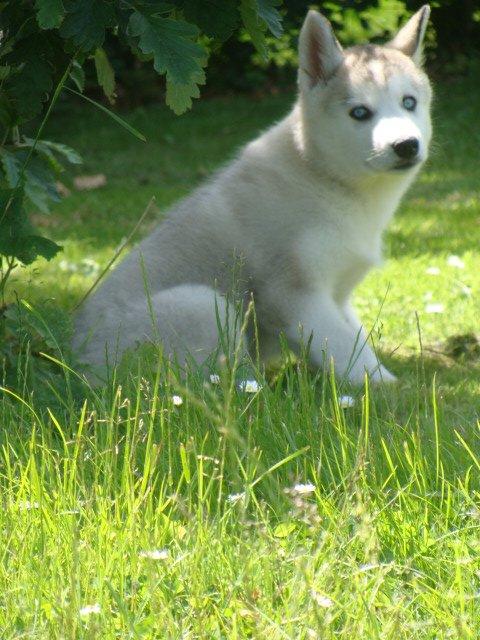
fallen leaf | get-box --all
[56,181,71,197]
[74,174,107,190]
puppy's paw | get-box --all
[369,365,397,385]
[346,363,397,385]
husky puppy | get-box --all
[74,6,432,383]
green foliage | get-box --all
[127,9,207,114]
[59,0,115,52]
[0,188,61,265]
[0,0,284,287]
[0,137,81,269]
[94,47,116,103]
[0,298,75,403]
[241,0,283,59]
[325,0,409,44]
[35,0,65,30]
[180,0,239,41]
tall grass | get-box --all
[1,343,479,638]
[2,74,480,638]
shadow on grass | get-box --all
[379,346,480,427]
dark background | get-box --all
[99,0,480,106]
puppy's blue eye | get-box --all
[349,105,373,121]
[403,95,417,111]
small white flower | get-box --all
[172,395,183,406]
[425,303,444,314]
[426,266,440,275]
[17,500,40,510]
[139,549,169,560]
[58,259,78,273]
[197,455,220,464]
[310,590,333,608]
[79,603,101,617]
[209,373,220,384]
[339,395,355,408]
[293,483,316,495]
[227,492,246,504]
[80,258,100,276]
[238,379,262,393]
[447,255,465,269]
[458,283,472,297]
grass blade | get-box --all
[64,86,147,142]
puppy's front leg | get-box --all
[281,293,391,384]
[342,303,396,383]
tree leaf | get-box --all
[128,12,203,83]
[128,11,207,112]
[257,0,283,38]
[166,66,206,115]
[24,158,61,214]
[0,149,21,188]
[34,140,83,165]
[0,93,15,129]
[240,0,267,58]
[0,151,61,214]
[240,0,283,59]
[35,0,65,30]
[180,0,239,41]
[2,235,62,265]
[60,0,115,52]
[0,66,11,81]
[69,60,85,92]
[7,57,53,123]
[94,47,116,103]
[0,188,61,264]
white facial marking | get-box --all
[373,116,421,150]
[368,60,386,84]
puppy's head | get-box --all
[297,6,432,182]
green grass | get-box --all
[2,74,480,638]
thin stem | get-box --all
[0,55,77,298]
[0,57,75,227]
[0,257,17,305]
[72,197,156,312]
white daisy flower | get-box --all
[172,395,183,406]
[339,395,355,408]
[426,266,440,275]
[58,260,78,273]
[227,492,246,504]
[293,483,316,495]
[425,303,444,314]
[79,603,101,617]
[447,255,465,269]
[17,500,40,510]
[310,590,333,608]
[238,379,262,393]
[458,283,472,297]
[139,549,169,560]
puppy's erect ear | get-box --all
[388,5,430,65]
[298,10,343,89]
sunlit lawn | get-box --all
[2,73,480,638]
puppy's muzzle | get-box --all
[392,137,419,160]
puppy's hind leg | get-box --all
[150,284,246,369]
[75,284,246,382]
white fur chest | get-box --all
[293,183,402,301]
[295,218,380,297]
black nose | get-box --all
[392,137,419,160]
